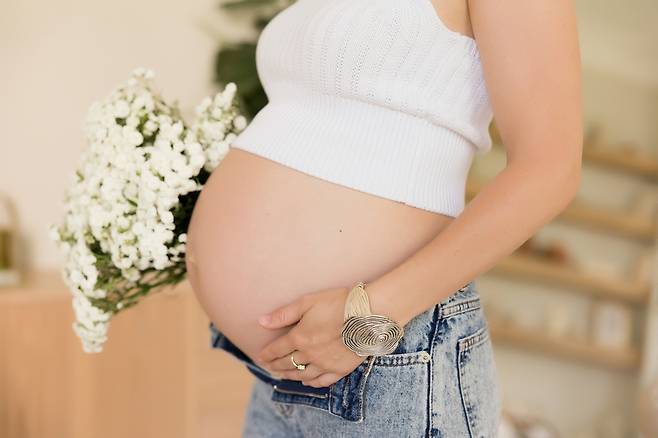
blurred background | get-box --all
[1,0,657,437]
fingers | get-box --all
[277,363,324,381]
[268,350,311,372]
[259,295,313,329]
[258,330,298,362]
[302,372,342,388]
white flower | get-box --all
[233,115,247,131]
[114,100,130,118]
[50,72,246,353]
[195,97,212,116]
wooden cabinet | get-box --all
[0,272,254,438]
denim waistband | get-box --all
[209,281,480,398]
[209,320,332,398]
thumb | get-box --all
[259,295,313,329]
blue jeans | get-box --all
[209,281,501,437]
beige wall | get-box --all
[3,0,657,274]
[0,0,239,272]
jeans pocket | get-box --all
[457,326,501,438]
[325,348,432,426]
[324,303,440,424]
[364,349,433,435]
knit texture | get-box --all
[230,0,493,217]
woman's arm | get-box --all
[256,0,583,387]
[368,0,583,326]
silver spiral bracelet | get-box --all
[341,281,404,357]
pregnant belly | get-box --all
[185,147,453,369]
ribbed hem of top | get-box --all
[229,93,476,217]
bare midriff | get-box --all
[185,147,454,369]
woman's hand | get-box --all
[255,286,367,388]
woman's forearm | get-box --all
[367,157,581,327]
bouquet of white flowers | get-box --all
[49,68,247,353]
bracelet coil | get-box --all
[341,282,404,357]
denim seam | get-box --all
[456,326,489,438]
[372,351,431,367]
[426,304,440,438]
[458,327,489,352]
[457,351,475,438]
[356,357,377,423]
[328,357,376,423]
[441,298,481,320]
[342,372,352,409]
[457,343,474,438]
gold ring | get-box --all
[290,352,307,370]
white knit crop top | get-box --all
[230,0,494,217]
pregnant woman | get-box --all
[186,0,582,436]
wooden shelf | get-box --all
[466,179,657,242]
[489,252,650,305]
[488,122,658,179]
[488,319,641,372]
[485,121,652,380]
[583,145,658,180]
[559,200,656,241]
